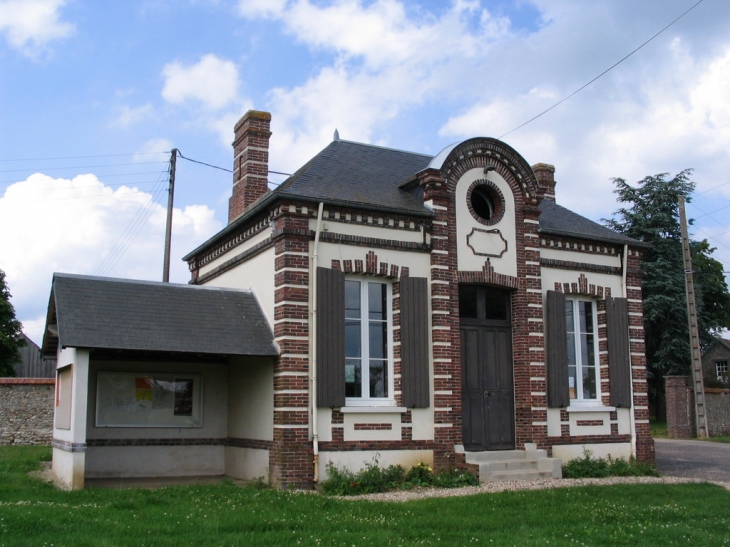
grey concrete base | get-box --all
[466,443,563,482]
[84,475,248,489]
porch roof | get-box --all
[42,273,278,358]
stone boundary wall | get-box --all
[0,378,55,445]
[706,388,730,436]
[665,376,730,438]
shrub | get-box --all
[320,458,478,495]
[562,450,659,479]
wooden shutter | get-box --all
[400,277,430,408]
[316,267,345,408]
[606,296,632,408]
[546,290,570,408]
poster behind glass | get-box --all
[96,372,202,427]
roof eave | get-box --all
[538,228,651,249]
[183,192,434,262]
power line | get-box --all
[0,152,170,162]
[0,172,164,186]
[0,161,166,174]
[499,0,706,139]
[176,150,292,177]
[94,166,170,277]
[177,150,232,173]
[694,179,730,197]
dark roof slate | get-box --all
[186,139,645,259]
[275,140,432,213]
[538,200,645,247]
[46,273,278,356]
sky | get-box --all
[1,0,729,345]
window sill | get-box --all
[566,405,616,413]
[340,406,408,414]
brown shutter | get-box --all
[316,267,345,408]
[400,277,430,408]
[546,290,570,408]
[606,296,632,408]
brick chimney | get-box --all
[532,163,556,203]
[229,110,272,223]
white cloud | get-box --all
[134,138,175,163]
[0,0,74,56]
[228,0,730,226]
[161,54,240,110]
[0,173,221,344]
[236,1,513,172]
[111,104,155,128]
[238,0,287,19]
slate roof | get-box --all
[185,139,644,260]
[274,140,433,213]
[538,200,645,247]
[42,273,278,357]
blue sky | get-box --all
[1,0,729,344]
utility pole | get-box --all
[162,148,177,283]
[678,196,708,438]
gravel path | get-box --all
[339,476,730,502]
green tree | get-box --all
[0,269,24,377]
[604,170,730,404]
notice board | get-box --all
[95,372,202,427]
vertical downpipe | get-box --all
[622,244,637,457]
[310,202,325,483]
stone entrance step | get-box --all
[458,443,563,483]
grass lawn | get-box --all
[649,417,668,438]
[2,447,730,547]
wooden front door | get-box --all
[460,286,515,451]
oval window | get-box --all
[467,180,505,226]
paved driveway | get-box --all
[654,438,730,481]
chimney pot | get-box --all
[532,163,556,202]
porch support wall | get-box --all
[51,348,89,490]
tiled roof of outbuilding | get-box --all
[42,273,278,357]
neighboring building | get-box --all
[13,333,55,378]
[702,338,730,385]
[43,110,654,490]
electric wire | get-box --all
[0,152,170,162]
[177,150,232,173]
[499,0,706,139]
[0,161,167,174]
[93,165,170,277]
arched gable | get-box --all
[431,137,541,204]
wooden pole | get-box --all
[162,148,177,283]
[678,196,708,437]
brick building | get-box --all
[44,110,654,489]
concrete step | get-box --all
[479,459,541,472]
[458,443,563,483]
[464,449,546,463]
[485,469,556,482]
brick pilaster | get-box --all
[269,205,313,488]
[418,167,461,469]
[627,248,655,462]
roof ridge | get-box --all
[337,139,434,158]
[52,273,253,293]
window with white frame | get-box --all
[565,298,599,402]
[345,278,393,404]
[716,360,728,382]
